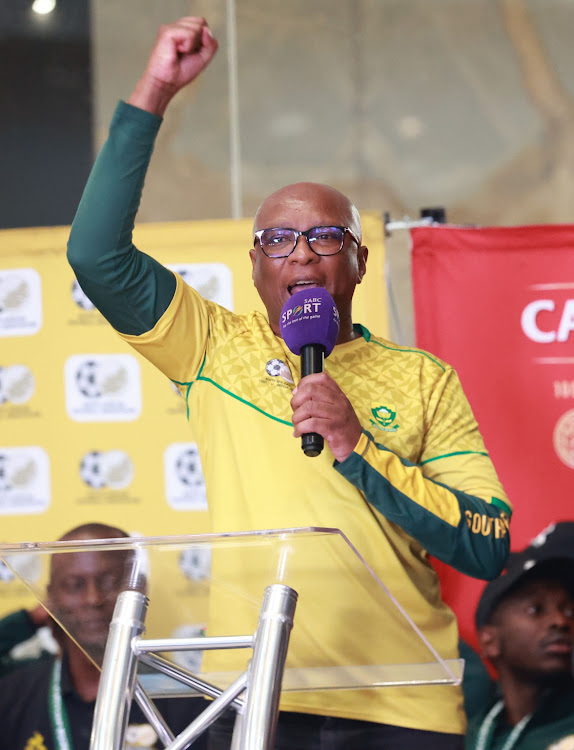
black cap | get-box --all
[475,521,574,629]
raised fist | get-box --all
[129,17,218,115]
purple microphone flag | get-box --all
[279,287,340,356]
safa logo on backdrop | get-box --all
[79,450,135,490]
[166,263,234,311]
[0,364,35,406]
[0,268,42,337]
[0,554,42,584]
[166,623,207,674]
[179,546,212,582]
[0,447,50,516]
[164,443,208,511]
[65,354,142,422]
[67,277,113,328]
[71,278,95,311]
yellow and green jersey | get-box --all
[117,277,510,732]
[67,101,512,734]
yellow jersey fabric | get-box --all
[119,275,511,734]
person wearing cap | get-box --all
[466,522,574,750]
[67,16,513,749]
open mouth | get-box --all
[288,281,323,295]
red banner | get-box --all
[411,224,574,646]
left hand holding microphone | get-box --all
[290,371,363,463]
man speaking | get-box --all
[67,17,512,749]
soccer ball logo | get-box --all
[74,359,128,399]
[80,451,106,489]
[79,450,134,489]
[179,547,211,582]
[175,447,204,488]
[75,361,102,398]
[74,359,127,399]
[266,359,283,377]
[71,279,95,311]
[0,454,11,491]
[265,359,293,383]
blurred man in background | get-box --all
[0,523,206,750]
[466,522,574,750]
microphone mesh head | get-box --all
[279,287,340,356]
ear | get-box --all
[478,625,502,661]
[357,245,368,284]
[249,247,256,280]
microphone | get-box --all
[279,288,340,457]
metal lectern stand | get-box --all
[0,527,463,750]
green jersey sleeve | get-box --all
[67,100,176,335]
[336,365,512,580]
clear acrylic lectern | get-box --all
[0,527,463,749]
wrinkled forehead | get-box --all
[254,185,360,237]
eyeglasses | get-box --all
[254,225,360,258]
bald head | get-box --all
[51,523,130,580]
[254,182,362,242]
[58,523,128,544]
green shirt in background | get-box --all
[465,682,574,750]
[459,639,496,722]
[0,609,52,676]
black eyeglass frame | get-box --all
[253,225,361,258]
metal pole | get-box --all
[137,650,245,712]
[384,216,435,234]
[90,590,148,750]
[226,0,242,218]
[167,674,247,750]
[134,683,175,747]
[239,584,298,749]
[137,634,253,652]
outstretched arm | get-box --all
[67,18,218,335]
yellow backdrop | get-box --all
[0,213,387,618]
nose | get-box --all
[549,606,573,630]
[289,234,318,263]
[84,580,105,607]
